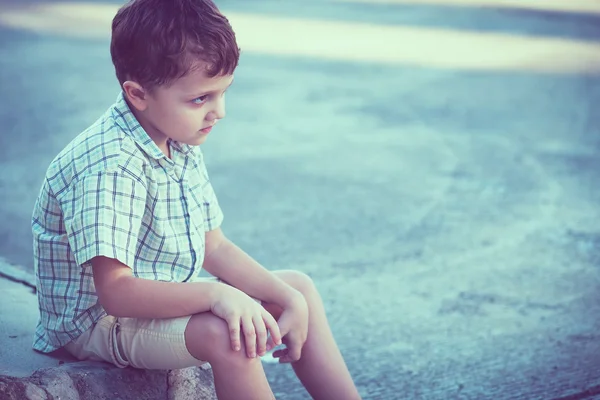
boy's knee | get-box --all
[185,312,259,367]
[276,270,317,296]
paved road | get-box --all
[2,1,600,399]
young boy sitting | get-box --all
[31,0,361,399]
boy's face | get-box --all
[124,63,234,152]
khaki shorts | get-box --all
[64,313,206,370]
[65,277,261,370]
[65,275,220,370]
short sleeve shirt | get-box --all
[31,92,223,352]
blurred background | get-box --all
[2,0,600,399]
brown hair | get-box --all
[110,0,239,90]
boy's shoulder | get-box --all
[45,94,148,199]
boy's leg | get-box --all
[65,311,275,400]
[265,270,362,400]
[184,312,275,400]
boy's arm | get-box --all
[93,255,283,356]
[92,256,222,318]
[203,227,302,308]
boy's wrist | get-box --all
[204,280,228,309]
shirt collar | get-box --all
[169,138,198,159]
[111,92,198,161]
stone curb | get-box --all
[0,361,217,400]
[0,257,36,289]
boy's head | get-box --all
[111,0,238,91]
[110,0,239,148]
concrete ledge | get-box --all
[0,361,217,400]
[168,365,217,400]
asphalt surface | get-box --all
[2,1,600,399]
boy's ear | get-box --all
[122,81,149,111]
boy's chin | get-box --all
[185,134,209,146]
[195,136,209,145]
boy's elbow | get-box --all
[95,276,135,317]
[97,290,126,317]
[91,256,134,317]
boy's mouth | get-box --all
[199,125,213,134]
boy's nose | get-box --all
[205,111,223,121]
[206,98,226,121]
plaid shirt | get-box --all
[31,92,223,353]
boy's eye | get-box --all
[191,95,209,105]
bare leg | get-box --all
[184,312,275,400]
[265,270,362,400]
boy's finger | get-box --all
[276,349,295,364]
[266,335,276,351]
[272,348,287,358]
[262,311,282,346]
[241,316,257,358]
[285,340,302,362]
[227,317,241,351]
[253,315,268,356]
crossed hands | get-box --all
[210,284,309,363]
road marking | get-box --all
[333,0,600,15]
[1,3,600,74]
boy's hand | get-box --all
[272,293,309,363]
[210,284,282,358]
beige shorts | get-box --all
[64,313,205,370]
[65,277,261,370]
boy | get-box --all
[31,0,361,399]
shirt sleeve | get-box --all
[61,171,147,268]
[197,151,224,232]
